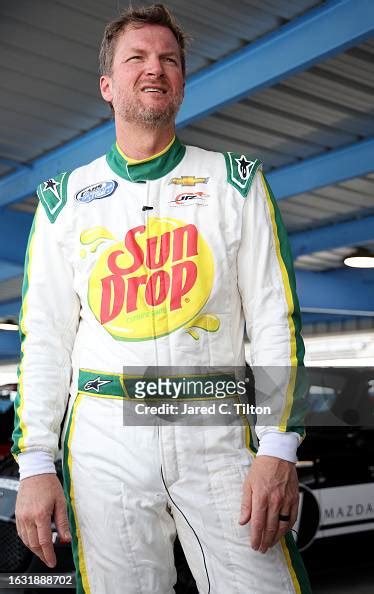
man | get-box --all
[13,4,311,593]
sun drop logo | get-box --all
[82,218,216,340]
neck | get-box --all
[115,119,176,161]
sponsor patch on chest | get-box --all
[75,180,118,203]
[169,192,209,206]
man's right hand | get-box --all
[15,474,71,568]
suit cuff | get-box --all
[257,431,299,463]
[17,451,56,480]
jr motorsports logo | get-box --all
[81,218,219,341]
[75,180,118,203]
[170,192,208,206]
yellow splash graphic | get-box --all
[184,314,220,340]
[80,227,115,253]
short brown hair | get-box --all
[99,3,188,78]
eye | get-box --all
[127,55,143,62]
[164,57,178,64]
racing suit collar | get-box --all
[106,136,186,182]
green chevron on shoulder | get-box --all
[224,152,262,198]
[37,171,70,223]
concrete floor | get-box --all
[1,532,373,593]
[303,531,374,594]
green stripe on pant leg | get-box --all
[62,398,87,594]
[284,532,312,594]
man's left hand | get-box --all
[239,455,299,553]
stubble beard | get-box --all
[116,89,184,129]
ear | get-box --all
[100,75,113,103]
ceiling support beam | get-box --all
[268,137,374,200]
[289,214,374,258]
[0,157,32,172]
[296,268,374,316]
[0,299,21,318]
[0,330,20,361]
[0,210,33,266]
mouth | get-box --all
[141,86,167,94]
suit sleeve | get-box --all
[237,170,307,462]
[12,203,80,478]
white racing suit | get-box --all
[12,137,311,593]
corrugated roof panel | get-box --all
[312,185,374,211]
[252,85,373,136]
[277,172,374,233]
[1,125,67,159]
[0,88,98,133]
[289,193,371,216]
[0,138,32,163]
[0,163,12,177]
[189,113,325,158]
[221,100,357,148]
[3,69,106,118]
[280,212,313,228]
[0,111,78,145]
[58,0,119,21]
[360,40,374,55]
[341,175,374,195]
[294,242,374,272]
[0,17,99,72]
[246,0,322,20]
[283,68,373,113]
[279,200,337,222]
[295,250,348,271]
[177,126,293,167]
[318,48,374,86]
[0,44,99,97]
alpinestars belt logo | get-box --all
[83,377,112,392]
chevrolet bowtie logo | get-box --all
[83,377,112,393]
[169,176,209,186]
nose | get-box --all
[145,55,164,77]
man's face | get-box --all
[100,24,185,128]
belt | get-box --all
[78,368,239,400]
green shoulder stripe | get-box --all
[37,171,70,223]
[11,210,38,457]
[224,152,262,198]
